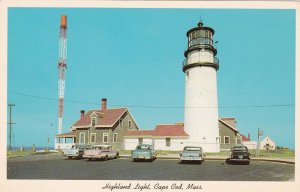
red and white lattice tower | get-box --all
[57,15,67,134]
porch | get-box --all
[55,131,76,150]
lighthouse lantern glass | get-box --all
[188,30,213,47]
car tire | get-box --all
[104,155,108,161]
[245,161,250,165]
[225,158,231,164]
[68,157,72,159]
[115,153,119,159]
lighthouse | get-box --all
[182,21,220,152]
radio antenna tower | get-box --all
[57,15,67,134]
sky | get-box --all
[7,8,295,149]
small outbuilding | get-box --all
[124,123,189,150]
[260,136,276,150]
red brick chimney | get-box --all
[102,98,107,110]
[80,110,85,119]
[248,133,251,140]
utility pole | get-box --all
[8,104,16,151]
[256,128,263,156]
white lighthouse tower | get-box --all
[183,21,220,152]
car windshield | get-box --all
[92,146,110,150]
[136,145,152,150]
[184,147,202,151]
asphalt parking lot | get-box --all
[7,155,294,181]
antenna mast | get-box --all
[58,15,67,134]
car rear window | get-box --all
[232,146,247,151]
[184,147,202,151]
[136,145,152,150]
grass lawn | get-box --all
[7,149,58,158]
[248,149,295,159]
[7,150,35,158]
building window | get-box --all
[79,132,85,144]
[138,138,143,145]
[236,138,242,145]
[166,138,171,147]
[91,117,96,126]
[128,120,132,128]
[119,119,123,127]
[113,133,117,143]
[103,133,108,143]
[224,136,230,144]
[90,133,96,143]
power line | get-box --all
[8,91,294,109]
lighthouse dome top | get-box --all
[186,20,215,36]
[197,20,203,27]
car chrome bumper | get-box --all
[180,157,203,161]
[132,156,152,159]
[65,154,80,157]
[229,158,250,161]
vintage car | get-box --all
[179,146,205,164]
[131,144,156,161]
[82,145,119,161]
[63,145,90,159]
[226,145,250,165]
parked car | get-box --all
[83,145,119,161]
[131,144,156,161]
[63,145,90,159]
[226,145,250,165]
[179,146,205,164]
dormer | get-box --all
[90,111,104,127]
[91,117,97,126]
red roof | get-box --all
[124,124,188,137]
[240,134,250,142]
[152,124,188,137]
[72,108,127,128]
[124,130,154,136]
[56,131,76,137]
